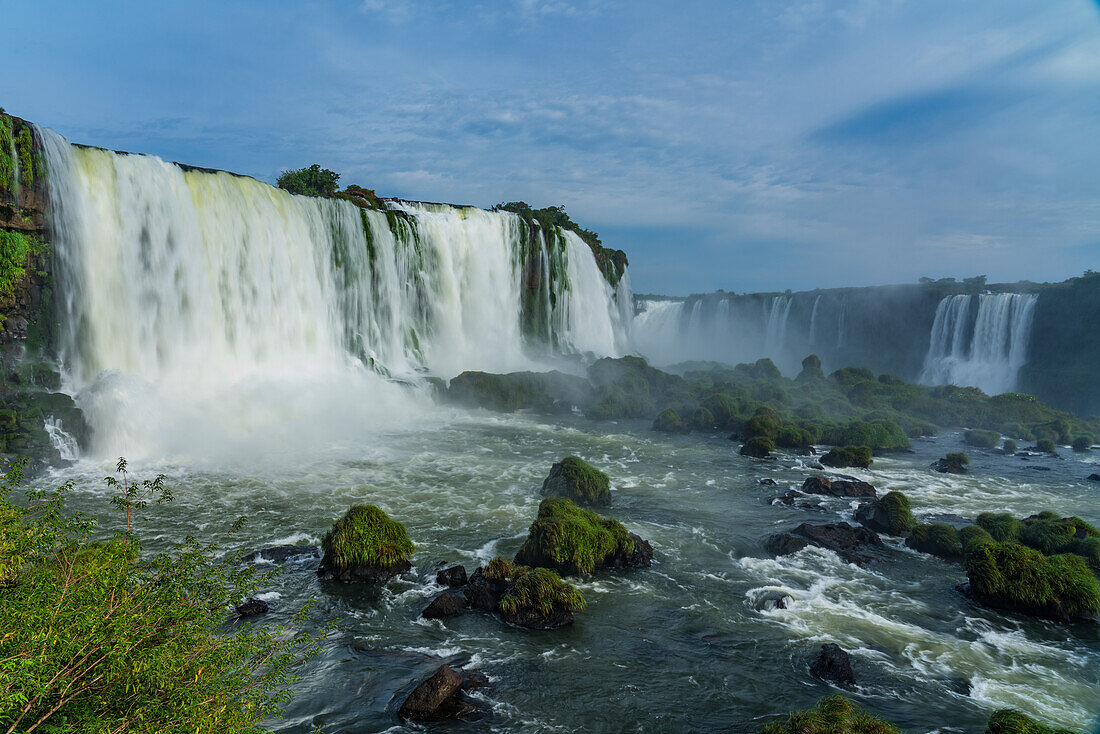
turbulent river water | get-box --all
[36,413,1100,733]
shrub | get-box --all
[653,408,684,433]
[906,523,962,560]
[704,393,738,426]
[1002,439,1017,454]
[964,539,1100,619]
[1036,438,1057,453]
[497,566,586,617]
[947,451,969,467]
[976,512,1024,542]
[689,406,716,430]
[965,429,1000,449]
[0,230,45,300]
[743,413,781,440]
[0,460,322,733]
[321,504,414,571]
[740,436,775,458]
[1072,436,1092,452]
[776,425,813,449]
[986,709,1079,734]
[276,163,340,197]
[820,445,873,469]
[545,456,611,504]
[514,497,634,575]
[759,695,900,734]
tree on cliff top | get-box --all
[277,164,340,197]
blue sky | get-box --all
[2,0,1099,295]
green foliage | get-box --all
[977,512,1024,542]
[497,201,627,285]
[965,429,1000,449]
[276,163,340,197]
[960,524,995,554]
[776,425,813,449]
[906,523,963,559]
[653,407,684,433]
[743,413,780,440]
[0,113,13,192]
[0,460,324,733]
[1071,436,1092,452]
[484,556,516,582]
[497,565,586,617]
[321,504,414,571]
[964,538,1100,618]
[740,436,776,458]
[0,230,45,300]
[759,695,900,734]
[820,445,873,469]
[946,452,970,467]
[1036,438,1056,453]
[689,406,716,430]
[1002,439,1017,454]
[553,456,611,504]
[878,491,916,534]
[822,420,909,451]
[976,511,1099,570]
[14,126,38,188]
[985,709,1079,734]
[514,497,634,575]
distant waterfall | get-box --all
[35,127,631,458]
[919,293,1038,394]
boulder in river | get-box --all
[317,505,414,584]
[810,643,856,689]
[932,452,969,474]
[514,497,652,575]
[235,598,269,617]
[764,532,809,556]
[800,476,876,498]
[436,564,467,587]
[540,456,612,505]
[783,522,884,565]
[854,491,916,536]
[422,591,469,619]
[399,664,487,721]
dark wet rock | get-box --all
[810,643,856,689]
[463,567,509,612]
[422,591,470,620]
[436,564,467,587]
[605,532,654,570]
[460,668,490,692]
[806,461,825,470]
[793,522,883,565]
[1089,474,1100,482]
[932,455,968,474]
[765,532,809,556]
[776,490,803,506]
[759,478,778,486]
[1027,466,1052,471]
[945,676,972,696]
[754,590,794,611]
[243,544,321,565]
[317,556,412,585]
[235,598,269,617]
[800,475,876,498]
[499,606,575,630]
[399,664,465,721]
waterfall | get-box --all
[763,296,792,354]
[919,293,1038,394]
[35,126,630,459]
[808,295,822,346]
[43,417,79,461]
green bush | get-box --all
[964,538,1100,619]
[965,429,1000,449]
[760,695,900,734]
[689,406,716,430]
[820,445,873,469]
[276,163,340,197]
[1072,436,1092,452]
[497,566,586,617]
[653,408,684,433]
[740,436,775,458]
[1036,438,1057,453]
[906,523,962,559]
[1002,439,1017,454]
[704,393,738,426]
[878,491,916,534]
[321,504,414,570]
[743,413,781,440]
[985,709,1079,734]
[960,524,995,553]
[0,460,322,733]
[514,497,634,575]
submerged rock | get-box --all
[422,591,469,620]
[399,664,482,721]
[800,475,876,498]
[787,522,884,565]
[753,589,794,611]
[1088,474,1100,482]
[436,564,468,587]
[235,598,269,617]
[810,643,856,689]
[764,533,809,556]
[244,544,321,565]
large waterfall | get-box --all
[35,127,631,460]
[919,293,1038,395]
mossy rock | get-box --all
[820,446,872,469]
[759,695,900,734]
[497,564,586,629]
[1002,439,1017,454]
[514,497,649,575]
[906,523,963,560]
[540,456,611,505]
[965,429,1000,449]
[318,504,414,584]
[985,709,1080,734]
[932,452,969,473]
[855,491,915,536]
[1036,438,1057,453]
[1071,436,1092,452]
[688,406,716,430]
[964,538,1100,622]
[740,436,775,459]
[653,408,685,433]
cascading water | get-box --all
[919,293,1038,394]
[34,127,631,460]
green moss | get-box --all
[1002,439,1017,454]
[820,445,873,468]
[976,512,1024,542]
[552,456,611,504]
[0,230,45,301]
[906,523,962,559]
[740,436,775,458]
[965,429,1000,449]
[653,408,684,433]
[321,505,414,571]
[1036,438,1057,453]
[14,126,37,189]
[965,540,1100,618]
[960,525,995,553]
[484,556,515,582]
[0,113,13,193]
[1071,436,1092,452]
[514,497,634,575]
[985,709,1079,734]
[689,406,715,430]
[497,566,586,617]
[759,695,901,734]
[878,491,916,534]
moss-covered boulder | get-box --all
[760,695,900,734]
[1071,436,1092,452]
[1036,438,1057,454]
[905,523,963,560]
[652,408,685,433]
[496,563,586,629]
[975,511,1099,572]
[964,536,1100,622]
[932,452,969,474]
[445,370,592,413]
[740,436,775,459]
[964,429,1000,449]
[688,406,716,431]
[820,445,872,469]
[317,505,414,584]
[540,456,611,505]
[1002,439,1017,454]
[514,497,652,575]
[985,709,1080,734]
[855,491,915,536]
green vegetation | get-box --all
[821,445,873,469]
[14,126,39,188]
[0,112,13,193]
[321,504,414,571]
[878,491,916,534]
[975,511,1099,570]
[985,709,1080,734]
[1002,439,1017,454]
[276,163,340,197]
[759,695,900,734]
[653,407,685,433]
[496,201,628,285]
[446,370,591,413]
[0,460,323,733]
[0,230,45,301]
[1036,438,1057,453]
[497,565,586,617]
[1072,436,1092,452]
[905,523,963,559]
[965,429,1000,449]
[546,456,612,504]
[689,406,716,430]
[514,497,634,575]
[740,436,775,458]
